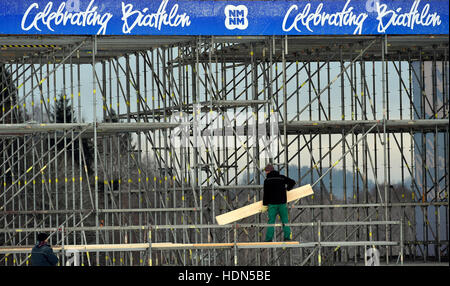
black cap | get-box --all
[37,233,49,242]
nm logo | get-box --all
[224,5,248,30]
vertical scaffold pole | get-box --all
[382,35,390,264]
[92,35,99,266]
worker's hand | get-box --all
[261,205,268,213]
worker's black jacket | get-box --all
[31,242,59,266]
[263,171,296,205]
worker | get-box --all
[30,232,59,266]
[262,164,296,242]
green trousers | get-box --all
[265,203,291,241]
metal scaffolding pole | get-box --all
[0,35,448,266]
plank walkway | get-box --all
[0,241,300,254]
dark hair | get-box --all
[37,233,49,242]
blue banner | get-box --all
[0,0,448,35]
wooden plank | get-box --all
[216,201,263,226]
[286,184,314,203]
[215,184,313,225]
[60,242,195,251]
[193,241,299,248]
[233,241,299,247]
[0,241,300,253]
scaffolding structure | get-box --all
[0,34,448,266]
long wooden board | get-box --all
[215,184,313,225]
[0,241,300,254]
